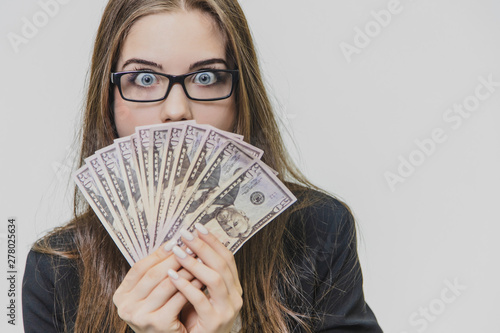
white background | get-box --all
[1,0,499,332]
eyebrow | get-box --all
[120,58,229,72]
[122,58,163,70]
[188,58,229,71]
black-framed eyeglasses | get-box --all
[110,69,239,102]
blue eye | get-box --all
[193,72,217,85]
[135,73,157,87]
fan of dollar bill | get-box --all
[74,121,296,265]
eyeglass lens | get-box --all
[119,70,234,101]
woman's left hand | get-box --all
[168,223,243,333]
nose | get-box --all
[159,83,193,123]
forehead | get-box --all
[118,10,226,72]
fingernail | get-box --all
[180,229,194,241]
[186,247,194,255]
[194,223,208,235]
[173,246,187,259]
[197,258,203,264]
[167,269,179,280]
[164,240,176,252]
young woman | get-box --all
[22,0,383,332]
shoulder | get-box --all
[286,188,356,250]
[25,230,79,279]
[283,187,359,291]
[289,187,353,222]
[23,230,80,332]
[27,227,80,283]
[283,188,383,331]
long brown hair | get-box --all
[34,0,353,332]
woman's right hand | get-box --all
[113,242,201,333]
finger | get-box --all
[152,277,204,322]
[115,267,200,326]
[169,270,240,332]
[127,252,184,299]
[172,244,237,310]
[179,229,233,287]
[123,242,197,307]
[125,289,190,332]
[117,240,177,294]
[135,267,195,313]
[194,224,240,285]
[186,226,242,296]
[167,269,215,320]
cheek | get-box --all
[192,97,236,132]
[114,101,136,137]
[113,89,160,137]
